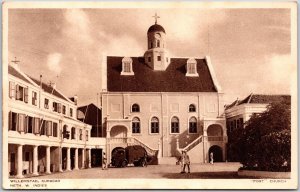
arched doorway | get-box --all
[110,125,127,138]
[207,124,223,136]
[209,145,223,162]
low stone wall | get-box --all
[238,170,291,179]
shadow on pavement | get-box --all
[161,171,256,179]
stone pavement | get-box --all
[34,162,253,179]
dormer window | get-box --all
[186,58,199,77]
[121,57,134,75]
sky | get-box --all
[8,8,293,106]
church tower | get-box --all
[144,14,170,71]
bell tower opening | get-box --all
[144,13,170,71]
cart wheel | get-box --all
[140,159,146,167]
[121,160,127,167]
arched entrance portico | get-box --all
[209,145,223,162]
[207,124,223,136]
[110,125,128,138]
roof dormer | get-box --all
[186,58,199,77]
[121,57,134,76]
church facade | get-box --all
[101,19,227,164]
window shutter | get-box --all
[24,88,28,103]
[24,116,28,133]
[17,114,25,132]
[58,103,62,113]
[46,121,52,136]
[8,111,12,130]
[9,82,15,98]
[16,85,20,100]
[33,117,40,134]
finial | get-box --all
[152,13,160,24]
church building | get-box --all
[100,16,227,164]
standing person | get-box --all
[179,151,184,173]
[102,152,107,170]
[183,150,190,173]
[210,152,214,164]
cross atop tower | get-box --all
[11,57,20,65]
[152,13,160,24]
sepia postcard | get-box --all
[2,1,298,189]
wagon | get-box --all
[111,145,151,167]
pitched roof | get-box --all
[8,65,32,84]
[226,94,291,110]
[29,77,68,101]
[107,56,217,92]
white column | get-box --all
[46,146,51,174]
[32,145,39,175]
[88,149,91,168]
[59,147,63,172]
[66,147,71,171]
[16,144,24,178]
[74,148,79,170]
[81,148,85,169]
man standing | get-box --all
[181,150,190,173]
[102,152,107,170]
[210,152,214,164]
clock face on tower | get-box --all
[155,33,161,39]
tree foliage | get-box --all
[228,99,291,171]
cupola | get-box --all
[144,13,170,71]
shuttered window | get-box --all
[8,111,17,131]
[24,88,28,103]
[33,117,40,134]
[26,116,34,133]
[32,91,37,106]
[53,123,58,137]
[40,120,46,135]
[9,81,15,98]
[86,130,89,141]
[58,103,62,113]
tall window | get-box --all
[9,81,15,98]
[148,57,151,62]
[189,104,196,112]
[26,116,33,133]
[44,98,49,109]
[132,104,140,112]
[8,112,17,131]
[71,127,76,139]
[171,116,179,133]
[79,129,83,140]
[157,56,161,61]
[132,117,140,134]
[53,122,58,137]
[189,117,197,133]
[157,40,160,47]
[151,117,159,133]
[70,108,73,117]
[32,91,37,106]
[40,120,46,135]
[53,102,58,112]
[15,85,28,103]
[62,105,66,115]
[86,130,89,141]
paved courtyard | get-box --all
[34,163,255,179]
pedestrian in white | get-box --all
[210,152,214,164]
